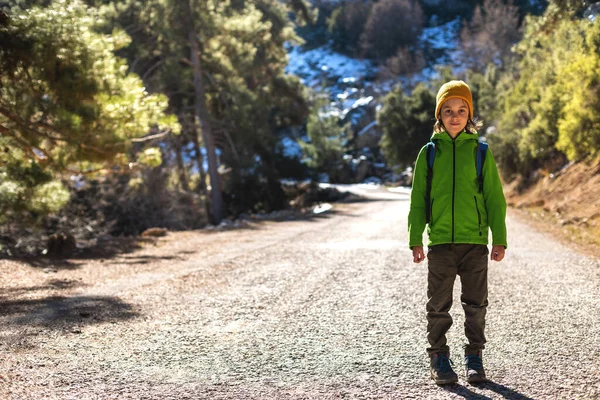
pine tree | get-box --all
[0,1,178,222]
[378,83,436,168]
[299,99,347,181]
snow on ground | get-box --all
[387,186,412,195]
[322,95,374,121]
[285,45,373,88]
[420,18,461,52]
[282,44,377,160]
[403,18,464,85]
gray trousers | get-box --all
[426,244,489,356]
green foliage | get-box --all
[0,0,178,166]
[202,0,309,159]
[496,11,600,179]
[0,144,69,222]
[327,1,371,56]
[549,0,587,15]
[136,147,163,168]
[0,0,178,221]
[299,100,347,179]
[30,180,71,215]
[378,83,436,167]
[471,62,524,179]
[465,65,502,124]
[555,20,600,160]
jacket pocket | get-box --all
[473,196,482,236]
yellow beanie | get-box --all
[435,80,474,120]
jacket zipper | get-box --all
[430,198,435,226]
[451,139,456,243]
[474,196,482,236]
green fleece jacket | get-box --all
[408,131,507,249]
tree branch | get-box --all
[130,129,171,143]
[0,104,118,161]
[142,58,164,80]
[0,122,53,162]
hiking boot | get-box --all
[430,352,458,385]
[465,351,487,383]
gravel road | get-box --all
[1,186,599,399]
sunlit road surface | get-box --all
[1,185,599,399]
[320,182,411,200]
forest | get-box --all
[1,0,599,257]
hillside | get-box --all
[506,157,600,259]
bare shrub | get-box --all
[360,0,424,61]
[47,232,76,258]
[460,0,522,72]
[100,168,207,236]
[379,46,426,79]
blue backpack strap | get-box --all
[427,141,436,170]
[476,142,488,192]
[425,141,436,224]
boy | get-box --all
[408,80,507,385]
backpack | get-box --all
[424,140,488,224]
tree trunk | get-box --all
[258,148,287,211]
[189,124,212,221]
[190,127,207,193]
[173,134,190,192]
[185,2,224,224]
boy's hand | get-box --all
[412,246,425,263]
[491,245,505,262]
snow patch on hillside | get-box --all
[402,18,464,84]
[285,45,373,87]
[421,18,461,51]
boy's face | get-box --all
[439,98,469,137]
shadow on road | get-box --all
[0,295,139,329]
[442,384,493,399]
[10,236,181,270]
[442,380,534,400]
[1,279,86,296]
[479,381,535,400]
